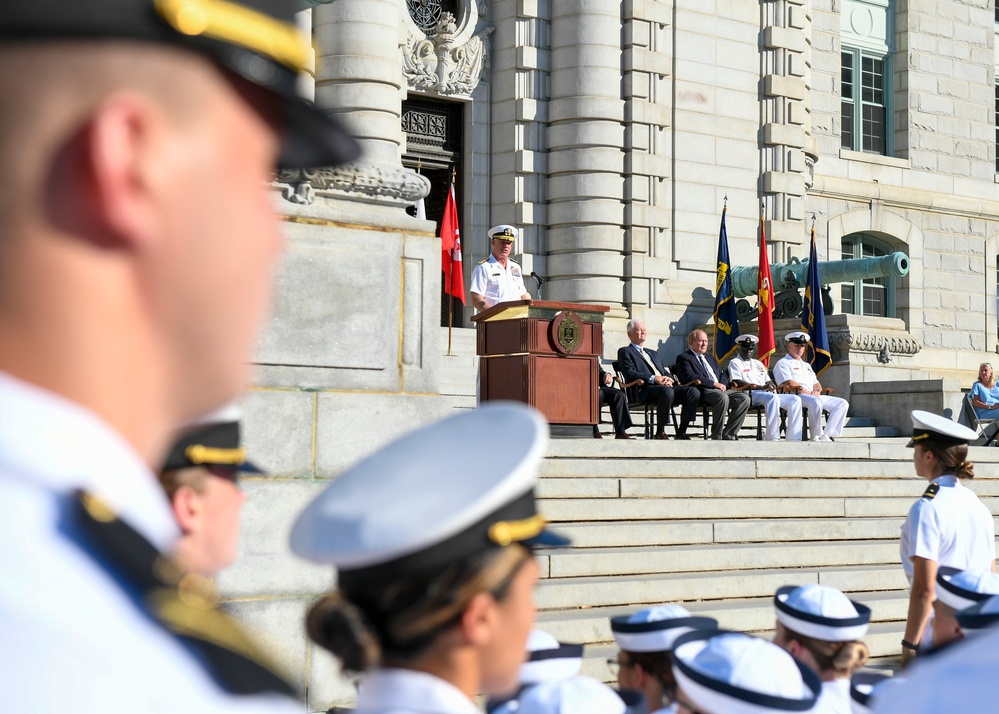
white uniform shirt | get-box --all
[353,667,482,714]
[728,355,771,387]
[0,371,299,714]
[772,354,819,391]
[469,254,528,308]
[811,678,851,714]
[899,474,995,582]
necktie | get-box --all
[637,346,662,376]
[699,354,717,382]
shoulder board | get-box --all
[477,258,489,265]
[922,482,940,500]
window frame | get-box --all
[840,234,896,318]
[841,46,893,157]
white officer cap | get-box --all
[519,630,584,685]
[850,672,904,714]
[906,409,978,448]
[736,335,759,345]
[672,630,821,714]
[290,403,569,578]
[611,605,718,653]
[784,331,810,344]
[516,676,626,714]
[937,568,999,611]
[957,594,999,635]
[489,224,519,241]
[774,584,871,642]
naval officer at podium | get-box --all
[470,225,532,311]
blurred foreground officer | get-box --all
[848,672,905,714]
[158,405,261,578]
[929,567,999,651]
[874,624,999,713]
[772,585,871,713]
[293,404,569,714]
[516,676,637,714]
[469,225,532,311]
[671,630,821,713]
[610,605,717,713]
[0,1,358,711]
[956,593,999,635]
[899,411,995,666]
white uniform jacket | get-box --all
[0,371,299,714]
[352,668,482,714]
[469,255,528,309]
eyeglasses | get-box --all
[606,657,634,676]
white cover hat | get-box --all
[936,568,999,611]
[489,224,519,241]
[516,676,626,714]
[518,630,584,685]
[956,594,999,635]
[290,403,568,577]
[672,630,820,714]
[784,331,810,344]
[736,334,760,344]
[773,584,871,642]
[907,410,978,448]
[611,605,717,653]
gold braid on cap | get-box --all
[488,514,546,546]
[156,0,309,72]
[185,444,246,466]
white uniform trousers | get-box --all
[749,391,803,441]
[798,393,848,438]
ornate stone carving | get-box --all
[401,0,491,98]
[275,166,431,206]
[828,328,921,357]
[402,13,490,97]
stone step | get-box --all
[535,591,909,645]
[538,477,999,499]
[537,541,901,579]
[541,494,999,521]
[534,564,909,611]
[539,458,916,480]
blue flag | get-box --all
[800,224,832,376]
[713,206,740,362]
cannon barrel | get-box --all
[730,252,910,298]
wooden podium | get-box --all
[472,300,609,425]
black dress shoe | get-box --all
[711,435,724,440]
[615,433,634,440]
[674,433,691,440]
[654,433,670,440]
[592,430,604,439]
[723,435,739,441]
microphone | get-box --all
[530,271,545,286]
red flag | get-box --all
[440,183,465,304]
[757,207,776,366]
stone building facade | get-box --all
[223,1,999,710]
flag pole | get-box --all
[447,167,457,357]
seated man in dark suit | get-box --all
[595,368,634,439]
[674,328,751,440]
[617,320,699,440]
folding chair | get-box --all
[965,393,999,446]
[612,360,657,440]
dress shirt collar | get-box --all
[932,474,959,488]
[355,668,481,713]
[0,371,179,551]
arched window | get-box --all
[841,234,895,317]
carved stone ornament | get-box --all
[828,328,921,358]
[275,166,431,207]
[401,1,492,98]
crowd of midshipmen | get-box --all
[2,2,998,713]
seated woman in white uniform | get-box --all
[290,404,568,714]
[771,584,871,714]
[899,410,996,666]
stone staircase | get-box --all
[531,440,999,681]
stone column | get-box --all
[545,1,626,311]
[311,0,427,209]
